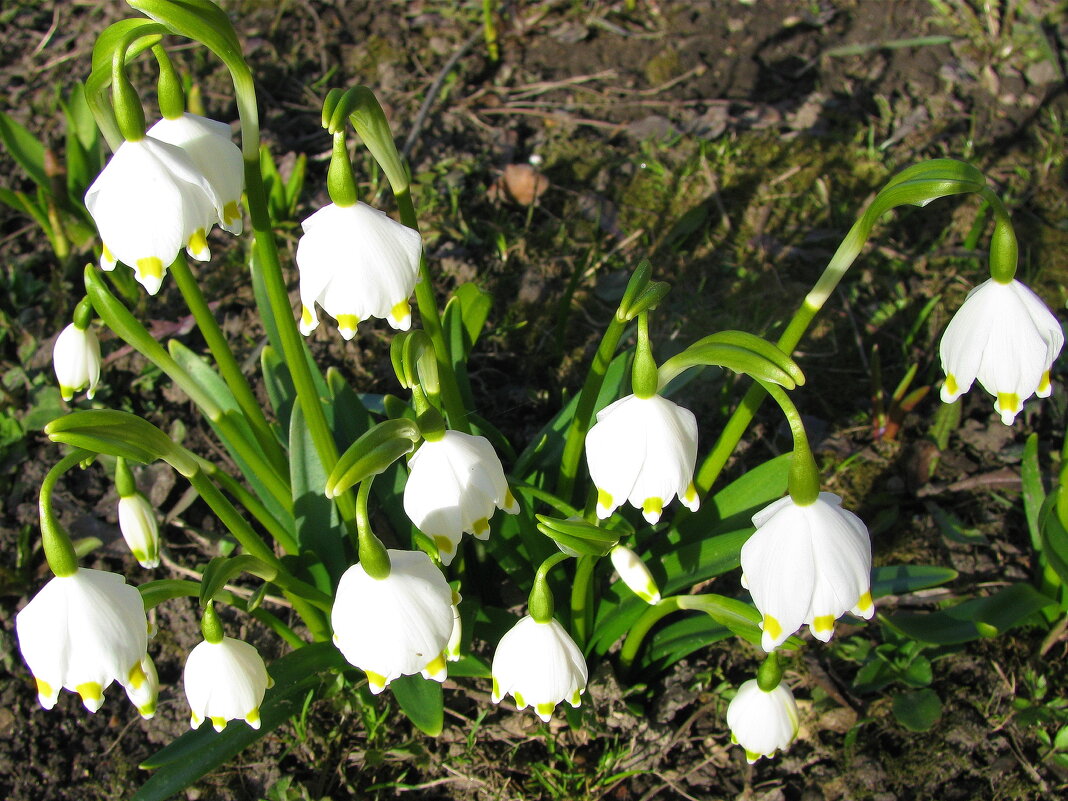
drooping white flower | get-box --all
[85,135,219,294]
[491,616,587,722]
[184,636,272,732]
[118,492,161,569]
[148,113,244,235]
[331,549,456,693]
[15,568,149,713]
[609,544,661,604]
[741,492,873,652]
[940,278,1063,425]
[295,201,422,340]
[585,394,700,524]
[403,431,519,566]
[726,679,800,763]
[53,322,101,402]
[124,654,159,720]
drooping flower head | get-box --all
[118,492,161,569]
[491,615,588,722]
[148,113,244,235]
[940,278,1063,425]
[331,549,456,693]
[726,679,800,763]
[53,322,101,402]
[403,430,519,566]
[184,636,272,732]
[15,568,149,713]
[741,492,873,652]
[295,201,422,340]
[85,135,220,294]
[585,394,699,524]
[609,544,661,604]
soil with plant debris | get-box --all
[1,2,1067,800]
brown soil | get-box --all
[1,2,1067,800]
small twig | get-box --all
[401,29,483,161]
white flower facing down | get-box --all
[15,568,149,713]
[118,492,161,569]
[403,431,519,566]
[53,323,101,402]
[124,654,159,720]
[85,135,220,294]
[741,492,873,652]
[491,616,588,722]
[939,278,1063,425]
[609,544,661,604]
[184,636,272,732]
[726,679,800,763]
[331,549,456,693]
[295,201,422,340]
[585,394,700,524]
[148,113,244,235]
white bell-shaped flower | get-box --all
[85,135,220,294]
[124,654,159,720]
[295,202,422,340]
[741,492,874,652]
[609,544,661,604]
[491,616,588,722]
[331,549,456,693]
[148,113,245,235]
[118,492,161,569]
[15,568,149,713]
[939,278,1063,424]
[585,394,700,524]
[53,322,101,402]
[184,636,272,732]
[403,431,519,566]
[726,679,800,763]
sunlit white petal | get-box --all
[609,544,661,604]
[184,636,271,732]
[403,431,518,565]
[940,278,1062,424]
[741,492,873,651]
[491,616,587,722]
[584,394,699,524]
[15,568,148,713]
[53,323,101,401]
[331,549,455,693]
[726,679,800,762]
[295,202,421,339]
[118,493,161,569]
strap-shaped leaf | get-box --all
[0,110,47,190]
[390,674,444,737]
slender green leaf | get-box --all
[885,582,1056,645]
[390,674,444,736]
[0,110,47,190]
[1022,433,1045,551]
[870,565,958,597]
[260,345,295,436]
[290,399,346,590]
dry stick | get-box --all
[401,29,483,162]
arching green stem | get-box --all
[570,555,597,645]
[756,381,820,506]
[39,450,93,577]
[529,551,570,623]
[356,478,391,580]
[151,44,184,120]
[619,596,683,670]
[979,186,1017,284]
[631,312,658,399]
[695,160,990,494]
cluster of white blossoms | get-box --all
[85,113,244,295]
